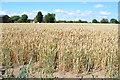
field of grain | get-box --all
[0,23,119,78]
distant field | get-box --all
[0,23,119,78]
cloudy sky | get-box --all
[0,2,118,21]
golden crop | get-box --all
[0,23,119,78]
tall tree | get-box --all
[100,18,109,23]
[110,18,118,24]
[44,13,55,23]
[36,11,43,23]
[21,14,28,23]
[92,19,99,23]
[78,20,82,23]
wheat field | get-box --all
[0,23,119,78]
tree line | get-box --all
[56,18,119,24]
[0,11,56,23]
[0,11,119,24]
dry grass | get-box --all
[0,23,119,78]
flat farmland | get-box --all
[0,23,119,78]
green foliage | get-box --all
[36,11,43,23]
[0,12,119,24]
[110,18,118,24]
[9,16,20,23]
[82,21,88,23]
[73,21,79,23]
[9,15,32,23]
[39,43,57,78]
[100,18,109,23]
[44,13,56,23]
[17,57,32,78]
[78,20,82,23]
[56,19,88,23]
[92,19,99,23]
[21,14,28,23]
[17,18,24,23]
[13,14,28,23]
[56,20,67,23]
[67,21,73,23]
[27,19,33,23]
[18,65,28,78]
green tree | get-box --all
[73,21,79,23]
[92,19,99,23]
[10,16,20,23]
[78,20,82,23]
[21,14,28,23]
[110,18,118,24]
[67,21,73,23]
[36,11,43,23]
[100,18,109,23]
[44,13,56,23]
[81,21,88,23]
[56,20,66,23]
[17,18,24,23]
[27,19,31,23]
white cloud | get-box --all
[100,16,108,18]
[54,9,81,15]
[98,16,108,19]
[11,13,20,16]
[0,10,48,19]
[54,9,68,13]
[94,4,104,8]
[54,9,63,12]
[100,11,111,15]
[102,16,107,18]
[55,10,94,21]
[68,12,74,15]
[0,11,7,15]
[8,12,33,17]
[22,12,33,16]
[8,13,20,17]
[76,10,80,13]
[80,11,92,17]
